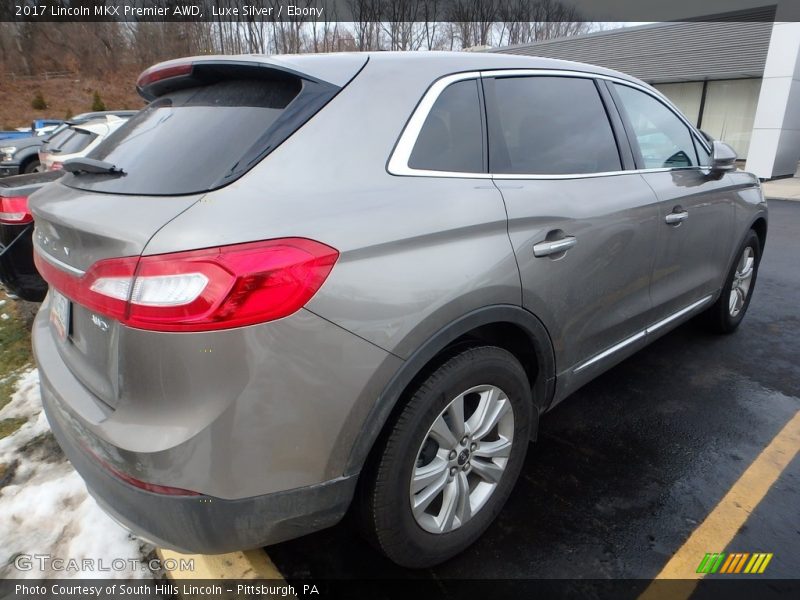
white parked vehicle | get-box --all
[39,116,128,171]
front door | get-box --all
[610,82,735,321]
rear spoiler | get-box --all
[136,54,368,101]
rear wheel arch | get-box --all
[18,154,36,172]
[343,305,556,478]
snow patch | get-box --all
[0,369,153,579]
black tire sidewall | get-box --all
[22,159,40,174]
[371,346,532,567]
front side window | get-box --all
[488,76,621,175]
[408,79,484,173]
[613,84,698,169]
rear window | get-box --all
[55,129,97,154]
[63,77,323,196]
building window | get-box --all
[701,79,762,159]
[653,82,704,126]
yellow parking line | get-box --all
[639,410,800,600]
[158,548,284,580]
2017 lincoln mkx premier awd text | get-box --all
[30,52,767,568]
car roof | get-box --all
[359,51,642,84]
[147,51,644,91]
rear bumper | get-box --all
[31,289,398,552]
[42,378,357,553]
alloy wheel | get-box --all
[729,246,755,317]
[409,384,515,534]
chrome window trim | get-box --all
[387,67,712,180]
[387,71,491,179]
[573,294,714,374]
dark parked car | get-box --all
[0,171,62,300]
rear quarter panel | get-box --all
[145,59,522,359]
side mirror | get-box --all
[711,140,737,172]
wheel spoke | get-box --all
[412,468,448,516]
[411,455,448,494]
[729,290,738,314]
[471,458,504,483]
[469,387,510,440]
[437,479,460,532]
[446,394,466,440]
[473,437,512,459]
[737,262,754,281]
[454,471,471,525]
[428,414,458,448]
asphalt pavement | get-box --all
[268,200,800,590]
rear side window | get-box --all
[63,77,333,196]
[408,79,484,173]
[44,127,72,149]
[488,76,621,175]
[56,129,97,154]
[613,84,698,169]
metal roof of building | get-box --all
[493,6,776,83]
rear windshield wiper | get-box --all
[62,158,125,176]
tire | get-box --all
[356,346,533,567]
[22,159,41,174]
[702,229,761,334]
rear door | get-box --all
[483,72,661,394]
[609,82,735,322]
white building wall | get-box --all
[746,18,800,178]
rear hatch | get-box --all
[29,54,366,409]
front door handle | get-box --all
[665,210,689,225]
[533,236,577,257]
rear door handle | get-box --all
[533,236,577,257]
[665,211,689,225]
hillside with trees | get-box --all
[0,0,592,127]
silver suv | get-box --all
[31,52,767,568]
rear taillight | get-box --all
[50,162,63,171]
[35,238,338,332]
[0,195,32,224]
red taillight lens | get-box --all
[49,162,63,171]
[0,195,32,224]
[137,62,193,89]
[35,238,338,332]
